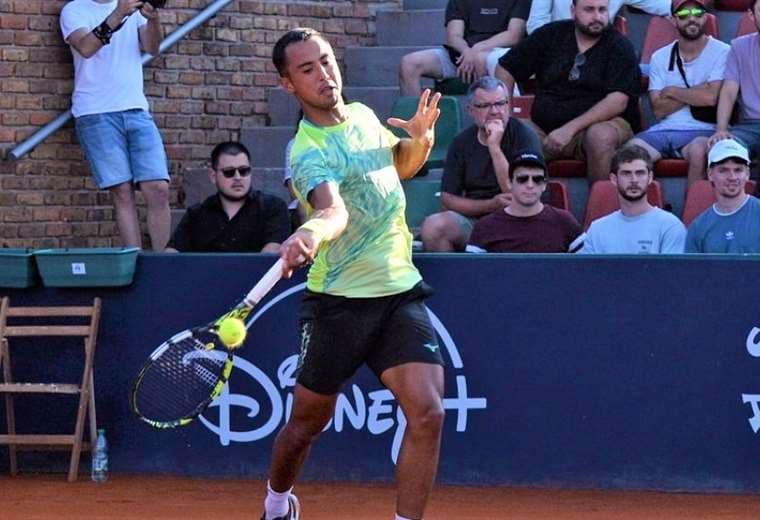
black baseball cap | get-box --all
[510,151,547,176]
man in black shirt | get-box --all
[496,0,641,182]
[399,0,529,96]
[166,141,290,253]
[420,76,543,251]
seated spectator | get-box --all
[420,77,543,251]
[469,151,584,252]
[166,142,290,253]
[399,0,529,96]
[628,0,729,187]
[497,0,642,182]
[582,144,686,253]
[701,0,760,163]
[686,138,760,252]
[528,0,671,35]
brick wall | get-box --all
[0,0,400,248]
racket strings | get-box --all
[134,334,229,422]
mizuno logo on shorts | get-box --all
[423,342,439,352]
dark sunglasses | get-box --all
[219,166,252,178]
[568,52,586,82]
[674,7,705,20]
[514,174,547,185]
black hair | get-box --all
[272,27,323,77]
[210,141,250,169]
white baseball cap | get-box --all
[708,138,750,166]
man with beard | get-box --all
[421,76,542,251]
[581,144,686,253]
[165,141,290,252]
[527,0,670,35]
[496,0,641,182]
[628,0,729,187]
[686,139,760,253]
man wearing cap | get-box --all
[582,144,686,253]
[686,138,760,253]
[496,0,642,182]
[627,0,729,187]
[468,151,583,252]
[706,0,760,160]
[420,76,542,251]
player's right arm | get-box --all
[65,0,143,58]
[279,181,348,278]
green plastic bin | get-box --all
[34,248,139,287]
[0,249,39,288]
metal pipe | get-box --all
[6,0,233,161]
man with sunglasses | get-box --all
[627,0,729,188]
[166,141,290,253]
[582,144,686,253]
[421,76,542,251]
[496,0,641,182]
[468,152,584,253]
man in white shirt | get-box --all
[582,144,686,253]
[527,0,671,34]
[60,0,170,250]
[628,0,730,186]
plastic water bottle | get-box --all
[91,428,109,482]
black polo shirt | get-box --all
[499,20,641,133]
[168,191,290,253]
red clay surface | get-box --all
[3,474,760,519]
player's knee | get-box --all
[406,400,445,438]
[283,418,327,447]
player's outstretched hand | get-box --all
[387,89,441,146]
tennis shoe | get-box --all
[260,493,300,520]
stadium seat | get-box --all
[583,179,664,228]
[389,95,461,171]
[654,159,688,177]
[736,11,755,37]
[640,14,720,65]
[716,0,751,11]
[511,95,534,120]
[434,77,469,96]
[614,14,629,35]
[548,160,586,178]
[402,178,441,230]
[681,179,757,226]
[545,180,571,211]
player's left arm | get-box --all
[389,89,442,180]
[138,2,161,56]
[279,181,348,277]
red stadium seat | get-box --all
[737,11,755,37]
[640,14,720,64]
[546,180,571,211]
[654,159,688,177]
[583,179,664,229]
[511,95,534,120]
[548,160,586,178]
[614,14,629,35]
[716,0,751,11]
[681,179,757,226]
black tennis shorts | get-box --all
[295,281,445,395]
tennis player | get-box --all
[261,28,445,520]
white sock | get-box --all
[395,515,418,520]
[264,481,292,520]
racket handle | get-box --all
[243,258,285,307]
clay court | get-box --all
[4,474,760,519]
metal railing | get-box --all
[7,0,233,161]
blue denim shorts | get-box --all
[731,122,760,159]
[635,128,713,158]
[75,109,169,189]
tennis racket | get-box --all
[130,258,285,429]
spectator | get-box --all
[469,151,584,252]
[166,142,290,253]
[528,0,671,35]
[582,144,686,253]
[420,77,543,252]
[686,138,760,253]
[60,0,170,250]
[628,0,729,187]
[497,0,642,182]
[704,0,760,162]
[399,0,530,96]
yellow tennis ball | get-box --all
[217,317,247,349]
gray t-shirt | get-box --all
[582,206,686,254]
[685,195,760,253]
[725,34,760,122]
